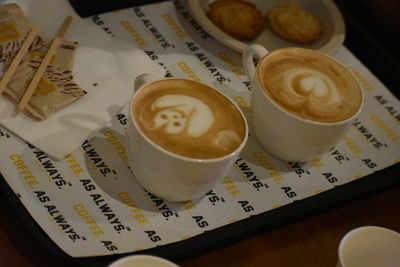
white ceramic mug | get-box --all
[242,44,364,162]
[126,74,248,201]
[337,226,400,267]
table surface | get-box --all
[1,184,399,267]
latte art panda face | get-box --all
[153,109,186,134]
[150,94,214,137]
[133,79,246,159]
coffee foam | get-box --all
[151,94,214,137]
[259,48,362,123]
[133,79,245,159]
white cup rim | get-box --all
[109,254,178,267]
[338,226,400,266]
[129,78,249,163]
[255,47,364,126]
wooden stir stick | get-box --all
[0,25,40,94]
[18,16,73,110]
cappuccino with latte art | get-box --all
[259,48,362,123]
[127,74,247,201]
[133,79,246,159]
[243,44,363,162]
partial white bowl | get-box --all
[188,0,345,55]
[109,255,178,267]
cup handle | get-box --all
[134,73,157,93]
[242,44,269,83]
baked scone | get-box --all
[207,0,264,41]
[267,2,322,43]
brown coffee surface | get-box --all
[133,79,245,159]
[259,48,362,123]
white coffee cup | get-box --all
[126,73,248,201]
[242,44,364,162]
[337,226,400,267]
[109,254,178,267]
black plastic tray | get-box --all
[1,1,400,266]
[68,0,169,17]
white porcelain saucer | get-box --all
[188,0,345,55]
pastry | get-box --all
[207,0,264,41]
[267,2,322,43]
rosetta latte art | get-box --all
[280,68,342,117]
[260,48,362,123]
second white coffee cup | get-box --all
[126,74,248,201]
[242,44,364,162]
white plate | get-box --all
[188,0,345,55]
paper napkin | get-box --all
[0,0,164,160]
